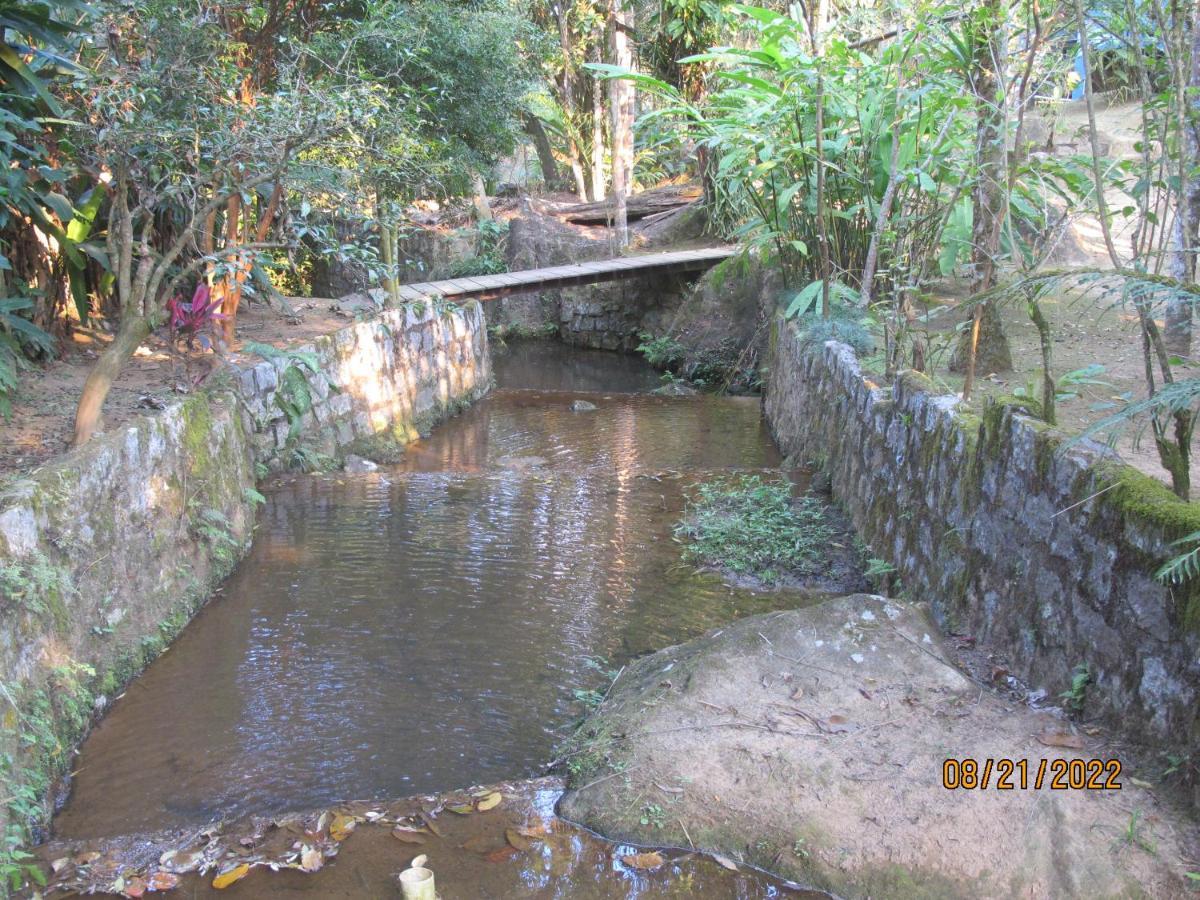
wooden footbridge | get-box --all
[394,247,737,303]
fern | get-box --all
[1155,531,1200,585]
[1070,377,1200,449]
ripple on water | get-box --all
[55,344,815,840]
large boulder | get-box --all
[559,594,1194,899]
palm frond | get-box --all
[1155,531,1200,585]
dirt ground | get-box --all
[0,299,354,476]
[559,595,1199,899]
[923,99,1197,495]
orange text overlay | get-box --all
[942,758,1122,791]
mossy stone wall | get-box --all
[0,299,490,878]
[235,300,491,468]
[765,325,1200,767]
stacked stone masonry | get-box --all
[765,325,1200,769]
[0,300,490,843]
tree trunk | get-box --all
[608,0,634,246]
[71,314,152,447]
[1165,3,1200,355]
[471,172,493,221]
[805,0,833,316]
[555,9,589,202]
[951,0,1014,388]
[523,114,561,187]
[218,193,243,346]
[591,56,607,203]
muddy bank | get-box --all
[559,594,1196,898]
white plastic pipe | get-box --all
[399,865,436,900]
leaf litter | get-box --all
[36,776,783,896]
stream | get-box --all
[50,341,822,896]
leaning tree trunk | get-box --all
[72,313,151,447]
[523,114,561,188]
[951,0,1014,390]
[608,0,634,247]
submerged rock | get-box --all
[559,595,1194,899]
[570,400,598,412]
[495,455,547,471]
[343,454,379,473]
[651,381,698,396]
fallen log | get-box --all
[553,184,702,225]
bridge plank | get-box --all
[391,247,736,303]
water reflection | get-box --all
[55,344,812,840]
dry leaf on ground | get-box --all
[1035,729,1085,749]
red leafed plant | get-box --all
[165,283,225,350]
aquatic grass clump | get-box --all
[675,474,833,584]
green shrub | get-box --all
[636,332,685,368]
[446,219,509,278]
[796,312,875,357]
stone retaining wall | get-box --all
[765,326,1200,777]
[0,300,490,862]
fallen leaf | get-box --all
[75,851,101,866]
[330,814,358,841]
[212,864,250,889]
[1130,777,1154,789]
[621,851,665,870]
[475,792,502,811]
[505,828,533,851]
[148,871,179,891]
[122,876,147,898]
[446,804,475,815]
[1035,729,1085,749]
[299,846,324,873]
[419,811,444,837]
[823,715,852,734]
[391,827,427,844]
[411,854,428,869]
[484,846,520,864]
[711,853,739,871]
[50,857,70,874]
[462,835,498,854]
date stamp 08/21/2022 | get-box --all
[942,758,1122,791]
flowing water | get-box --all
[52,342,819,893]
